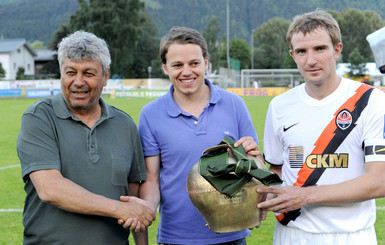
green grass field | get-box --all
[1,95,385,245]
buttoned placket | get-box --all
[88,127,99,163]
[193,105,209,136]
[86,116,106,163]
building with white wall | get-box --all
[0,39,37,80]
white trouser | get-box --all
[273,222,377,245]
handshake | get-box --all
[117,196,156,232]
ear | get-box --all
[103,68,109,86]
[334,43,343,60]
[162,63,169,75]
[204,57,209,71]
[289,50,294,58]
[289,50,297,66]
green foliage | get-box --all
[16,67,25,80]
[29,40,46,50]
[219,38,251,70]
[44,24,71,79]
[0,0,20,4]
[126,10,162,78]
[203,16,221,71]
[229,39,251,69]
[3,0,385,47]
[253,18,290,69]
[0,62,5,78]
[336,8,385,63]
[49,24,70,52]
[67,0,159,79]
[147,0,385,45]
[347,47,367,76]
[2,0,385,77]
[0,0,79,45]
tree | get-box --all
[229,39,251,70]
[336,8,385,63]
[126,10,162,78]
[0,62,5,78]
[16,67,25,80]
[29,40,47,50]
[218,38,250,70]
[67,0,150,78]
[43,24,72,78]
[253,17,290,69]
[50,24,71,51]
[347,47,367,76]
[203,16,220,72]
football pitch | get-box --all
[1,95,385,244]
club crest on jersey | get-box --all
[336,109,352,130]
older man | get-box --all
[17,31,155,245]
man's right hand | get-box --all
[117,196,156,232]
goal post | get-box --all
[241,69,304,90]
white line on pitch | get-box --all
[0,209,23,212]
[0,164,19,170]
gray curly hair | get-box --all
[57,30,111,74]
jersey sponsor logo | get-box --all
[336,109,352,130]
[283,123,299,132]
[305,153,348,168]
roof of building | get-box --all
[34,49,57,62]
[0,38,37,56]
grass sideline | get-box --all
[0,96,384,244]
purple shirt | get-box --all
[139,79,258,244]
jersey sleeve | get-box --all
[263,101,284,166]
[363,89,385,163]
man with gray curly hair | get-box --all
[17,30,155,245]
[57,30,111,75]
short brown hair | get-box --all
[286,9,341,50]
[159,26,209,65]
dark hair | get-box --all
[159,26,209,64]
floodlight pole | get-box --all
[251,29,254,70]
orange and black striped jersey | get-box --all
[264,78,385,233]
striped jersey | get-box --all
[263,78,385,233]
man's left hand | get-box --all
[234,136,260,158]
